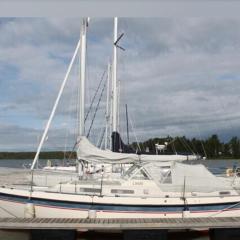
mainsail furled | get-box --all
[76,136,199,164]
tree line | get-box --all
[131,134,240,159]
[1,134,240,160]
[0,151,76,160]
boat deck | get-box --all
[0,217,240,230]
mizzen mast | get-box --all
[79,18,89,137]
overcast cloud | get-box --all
[1,18,240,151]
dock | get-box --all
[0,217,240,230]
[1,217,240,240]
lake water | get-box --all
[0,159,240,240]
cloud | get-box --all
[1,18,240,150]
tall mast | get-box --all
[112,17,118,133]
[79,18,88,137]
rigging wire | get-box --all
[196,124,207,158]
[74,52,81,141]
[64,60,81,163]
[63,46,82,162]
[37,43,80,162]
[188,136,199,156]
[97,125,106,149]
[84,68,107,123]
[129,114,141,152]
[63,59,79,162]
[87,77,107,138]
[85,37,91,136]
[177,137,195,155]
[171,139,177,154]
[66,139,80,162]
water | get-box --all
[0,230,210,240]
[1,158,240,172]
[0,159,75,169]
[0,158,240,240]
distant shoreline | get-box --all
[0,151,76,160]
[2,134,240,160]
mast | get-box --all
[112,17,118,133]
[79,18,88,137]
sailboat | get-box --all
[41,17,200,178]
[1,18,239,219]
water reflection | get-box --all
[77,230,210,240]
[0,230,210,240]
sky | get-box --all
[1,18,240,151]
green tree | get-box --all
[205,134,222,158]
[229,137,240,158]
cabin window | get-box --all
[123,165,138,178]
[159,170,172,184]
[132,170,150,180]
[80,188,101,193]
[219,191,230,195]
[161,166,171,170]
[143,189,149,195]
[111,189,134,194]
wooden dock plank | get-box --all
[0,217,240,230]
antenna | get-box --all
[114,33,125,51]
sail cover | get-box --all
[144,162,231,193]
[170,162,231,192]
[76,136,198,164]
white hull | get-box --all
[1,187,240,219]
[1,198,240,219]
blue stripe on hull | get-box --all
[0,192,239,213]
